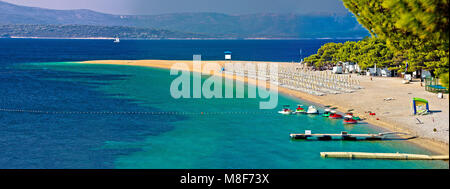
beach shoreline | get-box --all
[77,59,449,155]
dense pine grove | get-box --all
[305,0,449,84]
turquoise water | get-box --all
[14,62,447,169]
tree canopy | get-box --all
[305,0,449,77]
[305,37,394,70]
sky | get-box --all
[3,0,349,15]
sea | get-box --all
[0,38,447,169]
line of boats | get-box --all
[278,105,362,124]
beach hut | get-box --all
[224,51,232,60]
[381,68,391,77]
[332,66,343,74]
[412,98,429,115]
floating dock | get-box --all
[290,131,415,141]
[320,152,449,160]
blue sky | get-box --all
[3,0,349,15]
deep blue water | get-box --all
[0,38,349,65]
[0,39,447,169]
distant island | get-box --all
[0,24,208,39]
[0,0,369,39]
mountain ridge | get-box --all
[0,0,369,38]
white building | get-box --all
[224,51,232,60]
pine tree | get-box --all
[305,0,449,76]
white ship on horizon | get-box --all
[114,37,120,43]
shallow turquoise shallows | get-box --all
[10,62,449,169]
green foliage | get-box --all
[307,0,449,76]
[382,0,448,48]
[305,37,394,70]
[304,43,343,67]
[342,0,448,49]
[342,0,449,75]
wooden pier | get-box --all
[320,152,449,160]
[290,131,415,141]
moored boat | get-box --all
[329,111,343,119]
[322,108,331,117]
[353,116,362,121]
[344,117,358,124]
[344,112,353,118]
[278,105,292,115]
[307,106,319,114]
[294,105,307,114]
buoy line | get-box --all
[0,70,51,74]
[0,108,272,116]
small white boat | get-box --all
[307,106,319,114]
[278,105,293,115]
[278,110,292,115]
[114,37,120,43]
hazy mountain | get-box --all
[0,1,369,38]
[0,24,208,39]
[0,1,127,25]
[123,12,369,38]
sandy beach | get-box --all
[78,60,449,155]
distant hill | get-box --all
[123,12,369,38]
[0,1,128,26]
[0,0,369,39]
[0,24,208,39]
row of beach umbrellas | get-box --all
[223,64,362,96]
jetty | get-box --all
[290,131,416,141]
[320,152,449,160]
